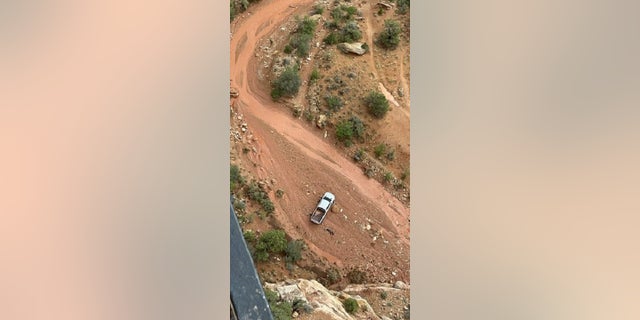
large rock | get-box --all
[337,42,367,55]
[316,114,327,128]
[265,279,382,320]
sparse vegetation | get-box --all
[312,4,325,15]
[353,148,365,162]
[245,181,275,215]
[285,239,304,264]
[230,164,245,192]
[396,0,410,14]
[271,67,301,99]
[325,95,343,111]
[374,143,386,158]
[384,171,393,183]
[243,230,256,243]
[343,298,359,314]
[265,288,293,320]
[365,91,390,118]
[287,16,317,58]
[310,68,320,82]
[254,229,287,262]
[347,269,367,284]
[377,19,401,50]
[326,267,342,285]
[276,189,284,198]
[401,168,409,180]
[380,291,388,300]
[335,120,354,145]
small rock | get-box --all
[292,311,299,318]
[393,281,409,290]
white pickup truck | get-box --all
[310,192,335,225]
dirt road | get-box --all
[231,0,410,283]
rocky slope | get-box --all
[264,279,410,320]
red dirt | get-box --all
[231,0,410,283]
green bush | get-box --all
[230,1,236,21]
[243,230,256,243]
[396,0,410,14]
[285,239,304,264]
[377,19,401,50]
[245,182,275,215]
[310,68,320,81]
[264,288,293,320]
[339,21,362,42]
[297,16,317,35]
[384,171,393,183]
[326,267,342,285]
[365,91,390,118]
[380,291,388,300]
[343,298,359,314]
[271,67,301,99]
[289,33,313,57]
[312,4,325,15]
[230,164,244,191]
[259,230,287,253]
[335,120,354,145]
[325,95,343,111]
[323,32,339,45]
[374,143,386,158]
[349,116,365,139]
[283,44,293,54]
[271,301,293,320]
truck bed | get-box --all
[310,208,327,224]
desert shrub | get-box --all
[339,21,362,42]
[386,148,395,160]
[259,229,287,253]
[380,291,388,300]
[289,33,313,57]
[245,182,274,215]
[271,67,301,99]
[384,171,393,183]
[365,91,390,118]
[297,16,317,35]
[343,298,359,314]
[326,267,342,285]
[271,300,293,320]
[325,95,343,111]
[292,299,312,314]
[240,0,249,11]
[401,168,409,180]
[353,148,365,162]
[312,4,325,15]
[283,44,293,54]
[276,189,284,198]
[233,198,246,212]
[349,116,365,139]
[230,164,244,191]
[377,19,401,49]
[264,288,293,320]
[323,32,339,45]
[285,239,304,264]
[243,230,256,243]
[347,269,367,284]
[396,0,410,14]
[335,120,354,145]
[310,68,320,81]
[361,42,369,52]
[230,1,236,20]
[374,143,386,158]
